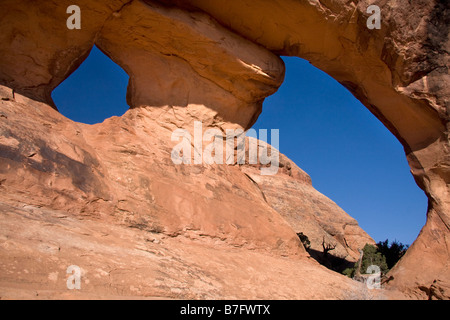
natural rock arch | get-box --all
[177,0,449,297]
[0,0,448,298]
[178,0,450,298]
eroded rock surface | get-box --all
[0,86,385,299]
[178,0,450,299]
[0,195,385,300]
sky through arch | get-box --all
[52,46,129,124]
[252,56,427,245]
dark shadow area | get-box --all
[306,248,355,274]
[297,232,355,274]
[298,234,409,276]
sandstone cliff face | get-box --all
[0,0,449,299]
[0,192,378,300]
[241,140,375,263]
[179,0,450,299]
[0,87,380,299]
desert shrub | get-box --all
[376,239,409,269]
[342,243,389,277]
[359,243,389,274]
[342,266,355,278]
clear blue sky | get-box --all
[52,46,427,245]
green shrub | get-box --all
[342,243,388,277]
[359,243,389,274]
[342,240,409,278]
[342,267,355,278]
[376,239,409,269]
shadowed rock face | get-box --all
[0,0,449,299]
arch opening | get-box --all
[252,56,428,247]
[51,45,130,125]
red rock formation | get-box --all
[0,0,448,299]
[179,0,450,299]
[0,85,383,299]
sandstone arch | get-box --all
[0,0,448,299]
